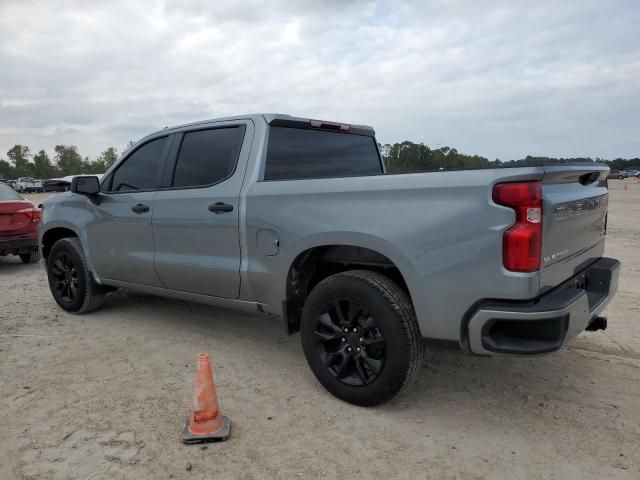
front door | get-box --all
[152,123,250,298]
[86,135,171,287]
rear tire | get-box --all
[300,270,423,406]
[46,237,106,313]
[19,248,40,264]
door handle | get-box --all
[131,203,150,214]
[208,202,234,213]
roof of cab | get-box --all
[144,114,375,141]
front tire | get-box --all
[46,237,106,313]
[301,270,423,406]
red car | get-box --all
[0,183,41,263]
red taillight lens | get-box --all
[17,207,42,223]
[492,181,542,272]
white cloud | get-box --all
[0,0,638,160]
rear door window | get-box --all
[264,127,382,181]
[171,127,245,188]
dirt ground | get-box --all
[1,179,639,480]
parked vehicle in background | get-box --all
[0,183,41,263]
[44,178,71,192]
[44,175,103,192]
[39,114,620,406]
[624,168,640,177]
[607,170,628,180]
[0,179,17,189]
[14,177,44,193]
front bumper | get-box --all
[467,257,621,355]
[0,236,38,256]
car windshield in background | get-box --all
[264,127,382,181]
[0,184,22,200]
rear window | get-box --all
[264,127,382,181]
[0,184,22,201]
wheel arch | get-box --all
[41,226,79,260]
[282,237,419,335]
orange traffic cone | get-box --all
[181,353,230,443]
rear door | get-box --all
[152,121,251,298]
[87,135,171,287]
[540,164,610,292]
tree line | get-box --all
[380,142,640,173]
[0,144,126,180]
[1,141,638,180]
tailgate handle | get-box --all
[579,172,600,185]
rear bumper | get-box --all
[0,236,38,255]
[467,257,620,355]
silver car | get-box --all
[608,169,629,179]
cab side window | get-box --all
[109,137,167,192]
[171,127,244,188]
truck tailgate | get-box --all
[540,165,610,292]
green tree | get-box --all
[380,141,492,172]
[32,150,56,179]
[54,145,83,176]
[7,145,32,177]
[0,159,15,179]
[101,147,118,169]
[80,156,95,173]
[93,147,119,173]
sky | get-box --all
[0,0,639,162]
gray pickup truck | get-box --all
[40,114,620,406]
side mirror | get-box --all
[71,176,100,195]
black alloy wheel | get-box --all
[314,298,386,386]
[301,270,423,406]
[46,237,107,313]
[50,251,80,302]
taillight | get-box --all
[17,207,42,223]
[492,181,542,272]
